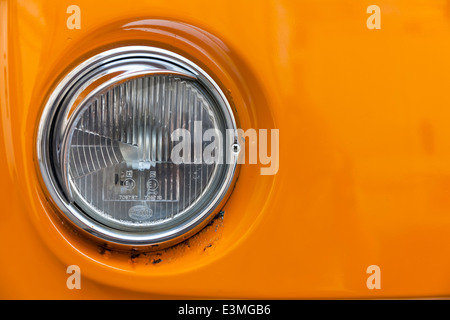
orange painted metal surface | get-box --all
[2,0,450,299]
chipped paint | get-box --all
[94,210,226,267]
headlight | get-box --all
[37,46,239,247]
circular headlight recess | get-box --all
[37,46,239,247]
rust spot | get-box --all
[128,248,142,264]
[206,211,224,229]
[98,243,112,257]
[94,210,226,266]
[130,253,141,260]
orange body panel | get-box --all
[2,0,450,299]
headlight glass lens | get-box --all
[38,47,238,246]
[68,75,221,229]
